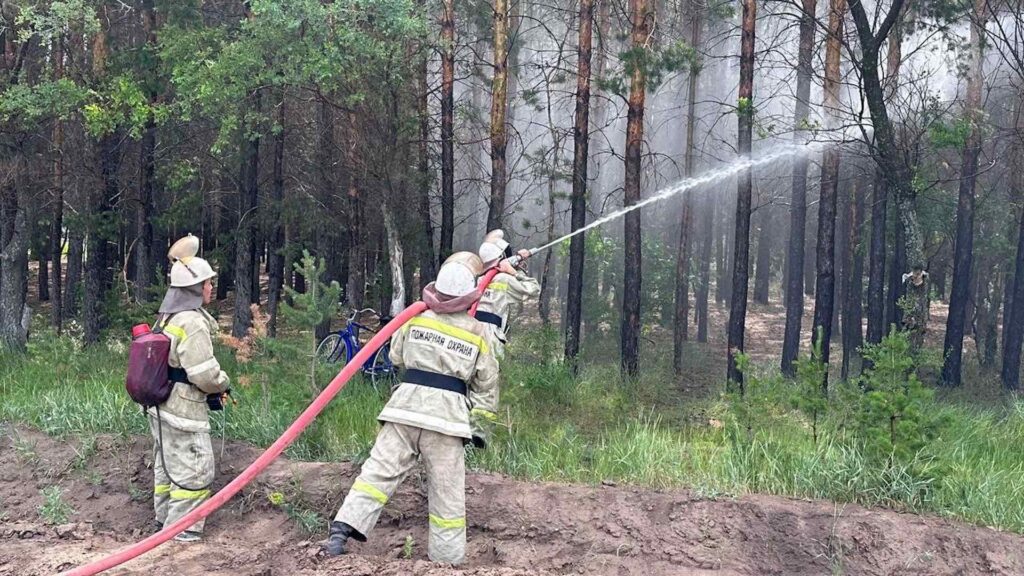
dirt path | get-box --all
[1,426,1020,576]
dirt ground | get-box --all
[2,425,1022,576]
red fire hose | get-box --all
[63,268,501,576]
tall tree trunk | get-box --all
[37,225,50,302]
[382,201,405,317]
[1000,83,1024,390]
[439,0,455,263]
[753,206,771,304]
[564,0,592,368]
[268,91,286,338]
[886,214,905,330]
[842,178,865,379]
[781,0,817,375]
[0,158,29,352]
[486,0,510,232]
[418,44,436,285]
[1002,95,1024,353]
[696,191,713,342]
[673,1,702,376]
[232,91,260,338]
[84,133,119,345]
[621,0,650,378]
[941,0,986,386]
[866,169,887,344]
[727,0,756,389]
[810,0,845,389]
[134,0,157,304]
[50,42,64,331]
[539,178,557,324]
[849,0,927,336]
[714,199,725,303]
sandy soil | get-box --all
[2,425,1021,576]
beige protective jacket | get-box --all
[476,271,541,342]
[381,310,500,440]
[147,309,230,433]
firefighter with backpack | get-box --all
[146,235,230,543]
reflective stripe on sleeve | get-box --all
[163,325,188,342]
[154,484,172,495]
[352,480,388,505]
[488,282,509,292]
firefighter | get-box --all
[323,252,500,565]
[476,229,539,356]
[149,234,230,543]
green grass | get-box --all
[39,485,75,525]
[2,323,1024,533]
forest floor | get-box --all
[3,425,1023,576]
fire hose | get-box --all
[62,267,503,576]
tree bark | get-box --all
[564,0,592,368]
[84,132,119,345]
[673,1,702,375]
[696,191,713,342]
[50,49,64,331]
[0,164,29,352]
[941,0,987,386]
[134,0,157,305]
[487,0,510,232]
[232,91,260,338]
[781,0,817,375]
[382,201,405,317]
[727,0,756,389]
[539,177,557,324]
[268,91,286,338]
[418,43,437,285]
[753,206,772,305]
[439,0,455,263]
[866,169,887,344]
[842,178,865,379]
[621,0,650,378]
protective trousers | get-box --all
[148,414,215,533]
[335,422,466,564]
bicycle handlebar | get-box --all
[347,307,380,321]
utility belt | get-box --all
[168,366,227,411]
[475,311,504,330]
[402,368,467,396]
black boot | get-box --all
[322,521,357,557]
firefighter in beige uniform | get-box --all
[148,235,230,543]
[323,252,500,564]
[476,229,540,356]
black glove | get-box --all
[206,389,231,411]
[471,435,487,449]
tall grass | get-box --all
[2,325,1023,532]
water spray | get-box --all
[507,141,825,266]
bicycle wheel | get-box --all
[369,345,398,393]
[315,334,346,365]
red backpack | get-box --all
[125,318,175,408]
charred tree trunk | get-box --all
[781,0,817,375]
[842,179,865,379]
[268,91,286,338]
[753,207,772,305]
[84,133,119,345]
[439,0,455,263]
[727,0,756,389]
[941,0,986,387]
[696,192,713,342]
[564,0,592,368]
[232,91,260,339]
[134,0,157,304]
[809,0,844,388]
[866,169,887,344]
[621,0,650,378]
[539,179,557,324]
[487,0,510,232]
[1001,87,1024,390]
[418,45,437,285]
[674,1,702,375]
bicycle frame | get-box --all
[326,311,395,376]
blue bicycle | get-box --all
[315,308,398,391]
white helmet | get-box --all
[435,252,484,297]
[478,229,510,265]
[170,257,216,287]
[168,234,217,287]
